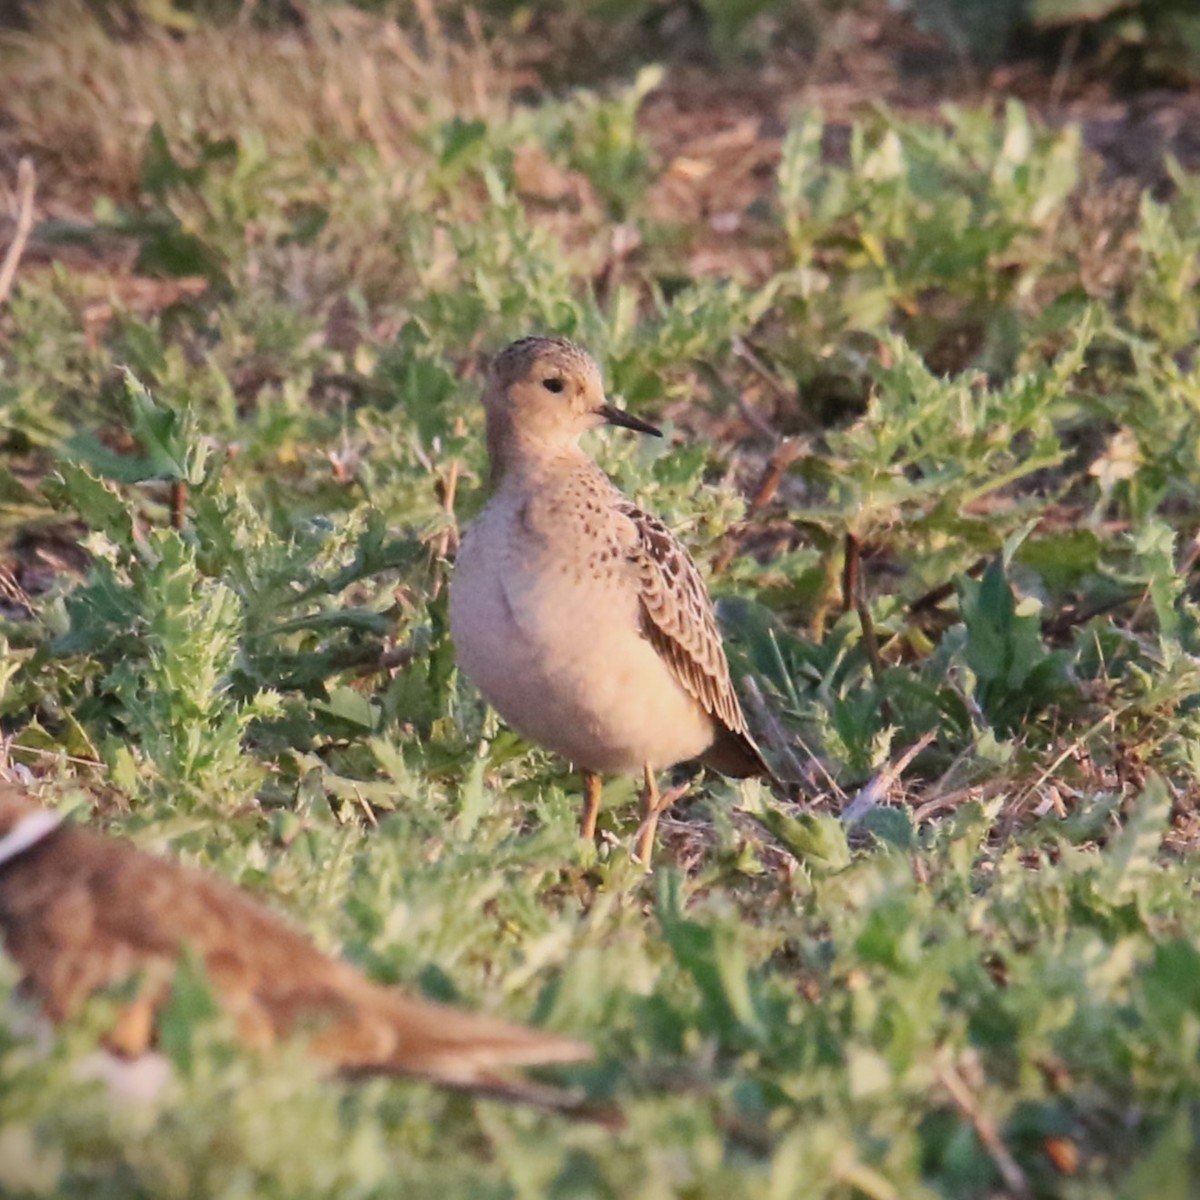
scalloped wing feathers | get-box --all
[616,501,769,779]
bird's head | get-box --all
[482,336,660,477]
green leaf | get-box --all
[1118,1109,1196,1200]
[1106,774,1172,902]
[62,374,212,487]
[1141,939,1200,1035]
[655,874,763,1042]
[437,118,488,169]
[45,462,137,547]
[860,805,916,851]
[313,686,378,732]
[140,122,189,200]
[1131,519,1182,645]
[157,952,221,1075]
[959,557,1065,732]
[134,222,226,284]
[1016,529,1102,593]
[761,809,851,873]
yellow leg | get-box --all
[634,764,661,866]
[580,771,602,841]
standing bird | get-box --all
[450,336,771,863]
[0,783,592,1111]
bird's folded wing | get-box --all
[615,500,751,740]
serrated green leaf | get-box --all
[761,809,851,872]
[314,686,378,731]
[45,463,136,547]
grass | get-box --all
[2,2,1200,1197]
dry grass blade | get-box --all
[1,2,510,199]
[841,730,936,825]
[0,157,36,307]
[937,1060,1032,1200]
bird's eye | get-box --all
[542,377,565,394]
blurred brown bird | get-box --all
[0,783,593,1111]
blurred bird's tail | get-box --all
[315,986,617,1123]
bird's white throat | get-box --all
[0,809,63,868]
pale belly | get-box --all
[449,513,716,775]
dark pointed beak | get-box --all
[595,404,662,437]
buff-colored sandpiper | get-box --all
[449,335,770,863]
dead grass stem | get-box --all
[1,2,510,203]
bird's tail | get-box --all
[311,985,615,1122]
[702,725,779,785]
